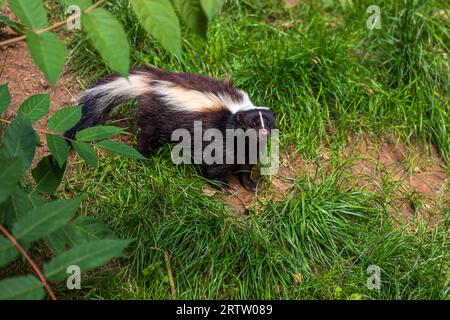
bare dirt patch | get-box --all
[224,148,313,215]
[345,135,448,225]
[0,8,79,163]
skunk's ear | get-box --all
[235,111,245,125]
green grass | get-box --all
[58,151,448,299]
[58,0,449,299]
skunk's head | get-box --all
[234,109,275,136]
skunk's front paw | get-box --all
[240,176,257,192]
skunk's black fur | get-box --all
[64,65,275,190]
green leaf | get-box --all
[48,105,82,132]
[7,0,47,29]
[0,14,25,34]
[174,0,207,38]
[97,140,145,160]
[0,114,36,172]
[12,197,83,243]
[130,0,182,59]
[60,0,92,10]
[32,156,65,193]
[74,216,117,241]
[76,125,123,142]
[43,230,68,254]
[0,187,35,228]
[45,217,117,254]
[26,31,65,86]
[0,275,45,300]
[82,8,129,77]
[72,141,98,168]
[45,224,85,254]
[200,0,224,20]
[0,158,23,203]
[34,131,42,146]
[44,239,131,281]
[46,134,69,167]
[0,236,19,267]
[17,93,50,123]
[0,83,11,114]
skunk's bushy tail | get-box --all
[64,71,152,140]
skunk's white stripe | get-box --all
[79,74,152,115]
[152,80,268,114]
[259,111,265,129]
[152,81,224,112]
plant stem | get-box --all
[0,224,57,300]
[0,0,108,47]
[0,118,74,142]
[163,250,176,300]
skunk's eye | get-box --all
[251,121,257,128]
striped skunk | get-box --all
[64,65,275,191]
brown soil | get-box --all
[0,41,78,116]
[0,6,80,163]
[344,135,448,226]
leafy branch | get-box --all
[0,224,56,300]
[0,85,137,299]
[0,118,74,141]
[0,0,107,47]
